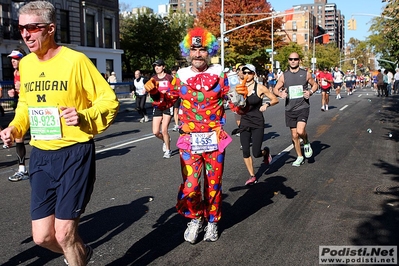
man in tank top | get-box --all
[273,52,318,167]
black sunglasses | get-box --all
[288,58,300,61]
[243,71,254,75]
[18,23,50,33]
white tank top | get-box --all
[134,77,146,95]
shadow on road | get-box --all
[351,160,399,245]
[224,176,298,233]
[105,207,185,266]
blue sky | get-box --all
[124,0,387,43]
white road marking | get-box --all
[96,135,155,154]
[340,105,348,111]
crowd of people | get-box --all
[1,2,397,264]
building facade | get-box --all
[294,0,345,50]
[0,0,122,82]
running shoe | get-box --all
[172,124,179,131]
[263,147,272,165]
[64,244,93,265]
[8,171,29,182]
[139,117,145,123]
[245,176,258,186]
[292,156,305,167]
[325,105,329,111]
[184,218,203,244]
[203,222,219,242]
[162,137,171,152]
[303,143,313,158]
[163,150,171,159]
[144,115,149,122]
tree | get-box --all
[367,1,399,70]
[273,42,304,71]
[195,0,284,70]
[119,11,193,78]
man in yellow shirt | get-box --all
[0,1,119,265]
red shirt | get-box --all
[318,71,333,89]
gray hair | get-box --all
[19,1,56,24]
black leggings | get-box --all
[135,95,147,117]
[240,127,264,158]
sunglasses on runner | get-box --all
[18,23,50,33]
[288,58,300,61]
[243,71,254,75]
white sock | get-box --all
[18,165,26,173]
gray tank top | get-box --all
[283,68,309,111]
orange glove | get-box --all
[144,78,159,94]
[235,76,248,99]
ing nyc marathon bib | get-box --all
[191,131,218,154]
[29,107,62,140]
[288,85,304,99]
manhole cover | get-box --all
[374,185,399,194]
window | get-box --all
[292,33,297,42]
[292,21,297,30]
[304,33,308,41]
[106,59,114,75]
[104,18,112,48]
[90,58,97,67]
[305,20,308,29]
[86,14,95,47]
[60,10,70,43]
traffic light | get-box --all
[352,19,357,30]
[348,18,357,30]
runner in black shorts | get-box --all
[273,52,318,167]
[146,59,174,159]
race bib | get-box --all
[321,79,328,86]
[29,107,62,140]
[288,85,304,99]
[191,131,218,154]
[158,80,169,94]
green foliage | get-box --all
[119,11,194,78]
[274,42,304,71]
[314,43,340,70]
[366,1,399,70]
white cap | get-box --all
[242,64,256,73]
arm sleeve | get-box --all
[76,57,120,135]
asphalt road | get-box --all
[0,86,398,266]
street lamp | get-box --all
[271,8,275,71]
[219,4,303,68]
[312,34,326,72]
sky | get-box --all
[124,0,387,43]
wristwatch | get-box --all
[266,102,271,107]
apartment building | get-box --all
[294,0,345,50]
[0,0,122,81]
[169,0,209,15]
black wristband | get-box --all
[266,102,271,107]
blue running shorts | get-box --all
[29,140,96,220]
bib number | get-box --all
[29,107,62,140]
[191,131,218,154]
[288,85,304,99]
